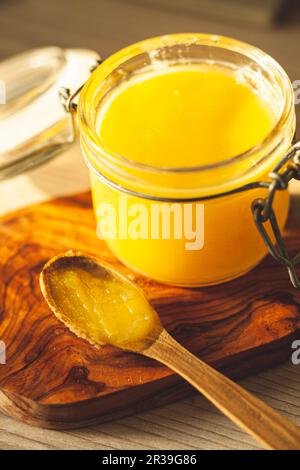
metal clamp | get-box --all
[59,59,103,113]
[252,142,300,288]
[57,58,103,147]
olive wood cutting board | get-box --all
[0,191,300,430]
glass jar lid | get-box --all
[0,47,100,180]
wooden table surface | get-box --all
[1,0,300,451]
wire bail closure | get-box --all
[58,58,103,142]
[59,58,102,113]
[252,142,300,288]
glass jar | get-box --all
[77,33,297,287]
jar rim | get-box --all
[78,33,294,178]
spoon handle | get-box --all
[145,329,300,450]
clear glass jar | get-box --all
[78,34,295,286]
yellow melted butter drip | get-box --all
[48,267,160,348]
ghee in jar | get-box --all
[79,35,294,286]
[96,66,274,168]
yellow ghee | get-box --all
[96,66,274,168]
[47,265,159,348]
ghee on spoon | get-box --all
[40,251,162,351]
[40,251,300,450]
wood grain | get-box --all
[0,191,300,429]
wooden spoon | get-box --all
[40,251,300,450]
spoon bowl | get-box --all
[40,250,162,351]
